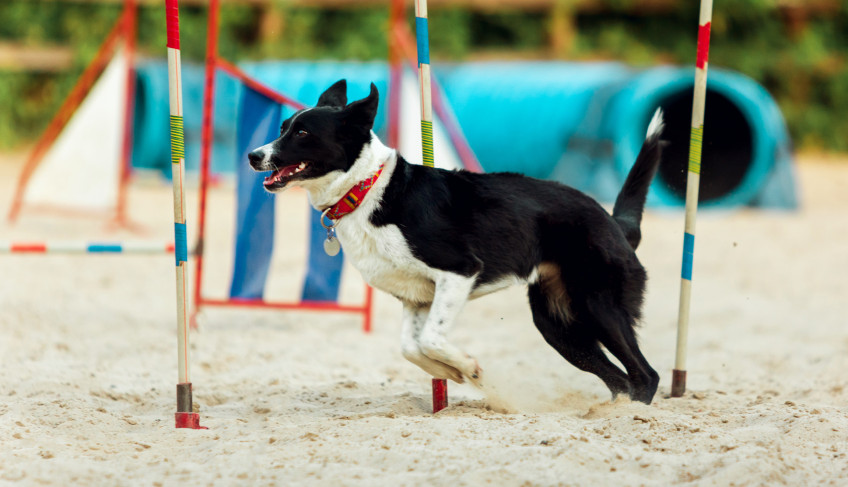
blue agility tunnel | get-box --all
[435,62,797,209]
[132,60,797,210]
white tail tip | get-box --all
[646,108,665,139]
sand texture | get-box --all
[1,151,846,486]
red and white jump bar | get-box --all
[0,242,176,254]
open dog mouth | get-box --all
[263,161,310,187]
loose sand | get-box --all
[1,151,846,486]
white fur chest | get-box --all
[300,134,440,304]
[335,212,437,304]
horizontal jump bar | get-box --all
[0,242,177,254]
[199,297,368,314]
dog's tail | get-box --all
[612,108,666,250]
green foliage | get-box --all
[0,0,847,151]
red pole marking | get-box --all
[432,378,448,412]
[166,243,176,253]
[8,19,124,223]
[696,22,711,69]
[165,0,180,50]
[216,59,307,110]
[10,243,47,253]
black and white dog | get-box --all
[249,80,664,404]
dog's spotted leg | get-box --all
[417,272,482,385]
[401,302,465,383]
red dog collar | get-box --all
[323,165,385,221]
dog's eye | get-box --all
[296,129,308,138]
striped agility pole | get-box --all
[165,0,203,429]
[414,0,446,413]
[1,242,175,254]
[415,0,435,169]
[671,0,714,398]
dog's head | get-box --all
[248,79,379,192]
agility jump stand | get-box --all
[7,0,138,227]
[671,0,714,398]
[190,0,374,333]
[165,0,205,430]
[0,242,175,254]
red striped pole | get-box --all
[166,0,204,429]
[671,0,714,398]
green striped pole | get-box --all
[671,0,714,398]
[415,0,434,169]
[166,0,204,428]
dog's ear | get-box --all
[317,79,347,108]
[340,83,379,129]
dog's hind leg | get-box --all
[400,302,464,383]
[416,272,483,384]
[590,308,659,404]
[528,283,632,399]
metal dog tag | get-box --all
[320,207,341,256]
[324,233,340,256]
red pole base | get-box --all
[175,412,207,429]
[671,369,687,398]
[432,378,448,413]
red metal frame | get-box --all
[192,0,483,334]
[191,0,373,333]
[8,0,138,226]
[114,0,138,227]
[388,0,404,149]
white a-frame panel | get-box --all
[24,48,128,212]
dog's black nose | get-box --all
[247,149,264,168]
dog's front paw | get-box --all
[460,355,483,387]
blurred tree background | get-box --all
[0,0,846,151]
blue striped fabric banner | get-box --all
[415,17,430,65]
[681,232,695,280]
[174,222,188,265]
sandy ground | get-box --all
[1,150,847,486]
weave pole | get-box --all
[414,0,447,414]
[415,0,435,170]
[165,0,204,429]
[671,0,714,398]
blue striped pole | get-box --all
[671,0,714,398]
[414,0,447,413]
[415,0,435,169]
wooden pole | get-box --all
[166,0,205,429]
[414,0,447,414]
[671,0,714,398]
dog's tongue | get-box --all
[263,165,298,186]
